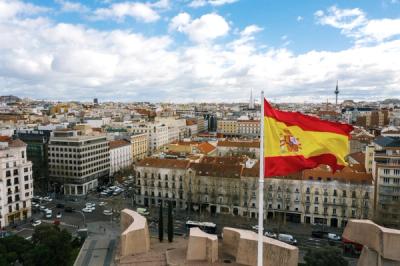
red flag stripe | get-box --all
[264,154,345,177]
[264,99,353,136]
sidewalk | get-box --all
[74,221,121,266]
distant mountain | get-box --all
[0,95,21,103]
[381,98,400,104]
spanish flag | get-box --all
[264,99,353,177]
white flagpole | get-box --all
[257,91,265,266]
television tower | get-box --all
[334,80,339,106]
[249,89,254,109]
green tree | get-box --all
[159,201,164,242]
[304,247,348,266]
[0,235,33,265]
[31,224,73,266]
[167,201,173,243]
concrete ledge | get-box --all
[343,219,400,262]
[120,209,150,256]
[223,227,298,266]
[186,227,218,263]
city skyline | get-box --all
[0,0,400,102]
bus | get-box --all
[186,220,217,234]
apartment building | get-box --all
[372,136,400,226]
[130,133,148,161]
[216,140,260,158]
[131,123,169,154]
[48,130,110,196]
[135,158,191,209]
[134,157,372,228]
[109,139,132,175]
[217,120,237,136]
[0,137,33,227]
[237,120,260,137]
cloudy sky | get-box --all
[0,0,400,103]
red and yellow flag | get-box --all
[263,99,353,177]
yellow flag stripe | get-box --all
[263,117,349,166]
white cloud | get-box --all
[0,0,49,20]
[315,6,400,44]
[0,1,399,102]
[297,16,303,22]
[149,0,170,9]
[240,25,263,36]
[189,0,238,8]
[169,12,230,43]
[93,1,160,23]
[315,6,366,31]
[55,0,89,13]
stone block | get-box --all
[186,227,218,263]
[120,209,150,256]
[222,227,298,266]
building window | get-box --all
[384,169,390,175]
[384,177,390,184]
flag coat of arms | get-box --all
[263,99,354,177]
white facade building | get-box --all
[0,138,33,227]
[131,123,169,154]
[109,140,132,175]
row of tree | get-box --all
[0,224,82,266]
[158,201,174,242]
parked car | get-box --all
[264,231,277,239]
[103,210,112,216]
[251,225,259,231]
[32,202,39,208]
[99,202,107,206]
[45,210,52,219]
[56,212,62,219]
[43,196,52,202]
[328,233,341,241]
[136,208,149,216]
[277,234,297,245]
[82,208,93,213]
[39,205,46,211]
[32,220,42,227]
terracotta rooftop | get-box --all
[186,120,197,126]
[217,140,260,148]
[302,165,372,184]
[190,162,243,178]
[109,139,131,149]
[136,158,190,169]
[348,152,366,165]
[201,156,247,165]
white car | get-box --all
[43,196,52,202]
[32,220,42,227]
[82,207,93,213]
[103,210,112,216]
[86,202,96,208]
[39,205,46,211]
[56,212,62,219]
[328,233,341,241]
[99,202,107,206]
[32,202,39,208]
[264,231,277,239]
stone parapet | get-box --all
[186,227,218,263]
[343,219,400,265]
[222,227,298,266]
[120,208,150,256]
